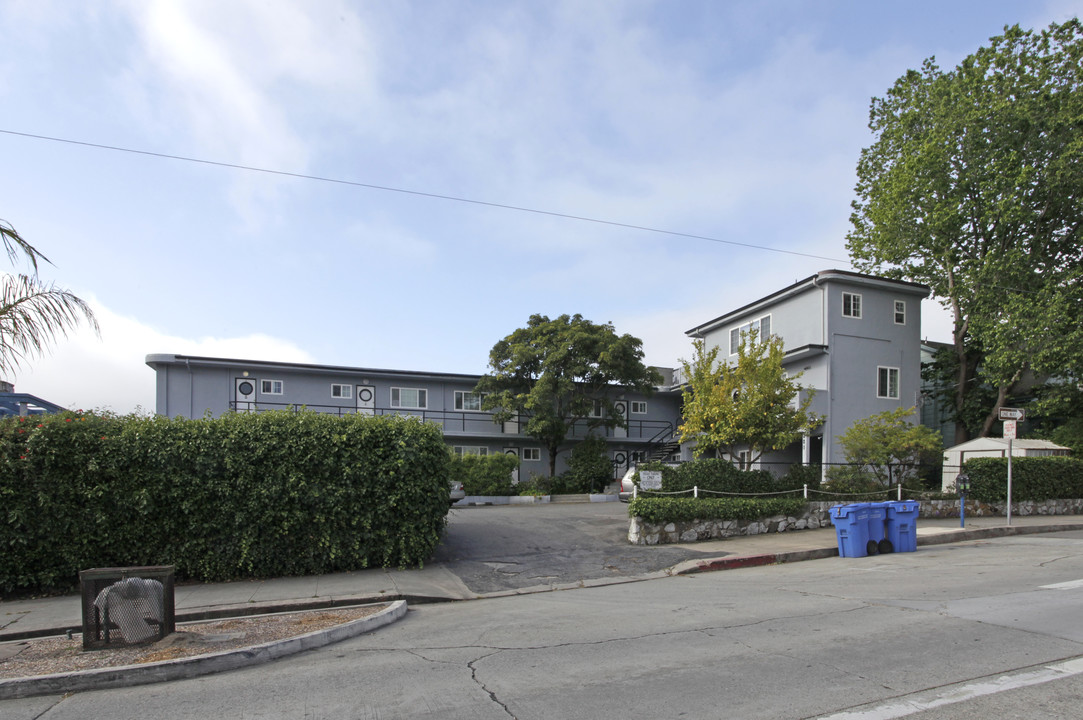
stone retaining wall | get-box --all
[628,498,1083,545]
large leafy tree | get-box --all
[1,218,98,377]
[474,314,661,477]
[847,20,1083,443]
[678,334,821,466]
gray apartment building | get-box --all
[147,269,930,479]
[145,354,683,480]
[684,269,931,471]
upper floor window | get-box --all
[331,384,352,399]
[843,292,862,318]
[894,300,906,325]
[453,445,489,456]
[878,366,900,399]
[630,401,647,414]
[391,387,427,409]
[454,391,486,411]
[590,399,605,418]
[729,314,772,354]
[260,379,283,395]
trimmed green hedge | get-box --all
[633,458,806,495]
[965,456,1083,502]
[0,411,450,594]
[628,496,809,524]
[448,452,519,495]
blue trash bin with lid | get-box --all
[866,502,889,554]
[885,501,920,553]
[830,503,871,558]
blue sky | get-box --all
[2,0,1079,414]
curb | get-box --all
[0,600,407,701]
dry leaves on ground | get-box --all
[0,604,385,680]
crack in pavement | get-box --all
[468,650,515,719]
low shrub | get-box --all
[964,456,1083,502]
[449,452,520,496]
[628,496,808,524]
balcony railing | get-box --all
[228,400,673,441]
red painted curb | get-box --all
[691,554,779,572]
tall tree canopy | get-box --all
[474,314,661,477]
[0,218,98,377]
[847,20,1083,443]
[678,334,821,466]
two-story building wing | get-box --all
[685,270,930,471]
[145,354,683,480]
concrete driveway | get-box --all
[432,501,721,594]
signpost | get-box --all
[999,408,1025,526]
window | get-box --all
[630,450,647,463]
[523,448,541,461]
[391,387,427,409]
[894,300,906,325]
[453,446,489,456]
[260,379,283,395]
[878,366,900,399]
[331,384,352,399]
[630,401,647,414]
[590,399,604,418]
[454,391,486,411]
[729,315,772,354]
[843,292,862,318]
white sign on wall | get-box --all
[639,471,662,490]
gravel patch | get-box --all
[0,604,385,680]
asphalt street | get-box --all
[7,530,1083,719]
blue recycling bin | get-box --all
[830,503,872,557]
[885,501,920,553]
[866,502,888,553]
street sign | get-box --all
[639,471,662,490]
[999,407,1025,421]
[1003,419,1017,440]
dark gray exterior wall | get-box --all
[145,354,682,478]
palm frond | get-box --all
[0,219,51,274]
[0,273,100,376]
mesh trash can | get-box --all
[885,501,921,553]
[80,566,176,650]
[830,503,872,558]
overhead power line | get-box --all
[0,128,850,264]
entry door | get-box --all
[235,377,257,412]
[613,401,628,438]
[356,385,375,415]
[504,447,520,484]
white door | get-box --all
[235,377,257,412]
[613,401,628,438]
[611,451,628,480]
[504,447,520,484]
[356,385,375,415]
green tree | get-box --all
[829,407,943,487]
[0,219,98,376]
[847,20,1083,444]
[678,334,821,466]
[474,314,661,477]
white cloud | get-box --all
[9,296,315,414]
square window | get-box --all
[894,300,906,325]
[454,391,486,411]
[331,384,352,399]
[391,387,427,409]
[260,379,283,395]
[523,448,541,461]
[877,367,900,399]
[843,293,862,318]
[630,401,647,414]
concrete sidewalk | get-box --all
[3,514,1083,643]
